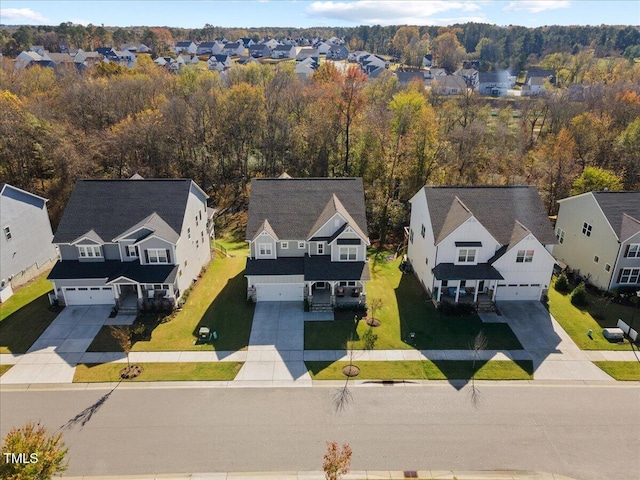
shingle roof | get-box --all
[432,263,504,281]
[247,178,369,241]
[48,260,178,284]
[423,186,556,246]
[244,256,370,281]
[53,179,195,244]
[591,191,640,240]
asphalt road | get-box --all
[1,384,639,480]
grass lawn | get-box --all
[0,275,62,354]
[306,360,534,380]
[548,286,636,351]
[305,253,522,351]
[87,241,254,352]
[0,364,13,377]
[593,361,640,381]
[73,362,243,382]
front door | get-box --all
[315,282,327,289]
[478,281,485,293]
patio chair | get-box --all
[337,286,345,297]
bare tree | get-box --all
[110,325,132,369]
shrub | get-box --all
[362,328,378,350]
[570,282,588,306]
[323,441,352,480]
[555,273,569,292]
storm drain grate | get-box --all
[403,471,418,478]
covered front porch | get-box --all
[306,280,367,308]
[111,280,178,313]
[431,263,503,311]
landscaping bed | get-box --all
[73,362,243,382]
[306,360,534,380]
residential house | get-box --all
[240,37,255,48]
[174,41,197,55]
[327,45,349,60]
[424,67,446,86]
[261,38,280,50]
[221,42,245,57]
[478,71,514,97]
[525,69,556,86]
[29,45,46,56]
[245,177,370,307]
[553,191,640,292]
[316,41,332,55]
[120,43,151,53]
[295,57,317,78]
[0,184,58,301]
[521,76,548,96]
[395,70,426,86]
[296,47,319,63]
[207,54,232,71]
[196,41,224,56]
[432,75,468,95]
[455,68,479,90]
[271,44,296,59]
[179,54,200,66]
[74,49,102,67]
[423,54,433,68]
[236,56,259,66]
[48,179,214,310]
[407,186,556,308]
[14,50,52,69]
[248,44,271,58]
[348,50,368,63]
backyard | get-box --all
[86,240,254,353]
[0,275,61,354]
[305,253,523,351]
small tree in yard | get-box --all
[0,422,68,480]
[555,273,569,292]
[110,325,132,368]
[570,282,588,306]
[366,297,382,327]
[323,441,352,480]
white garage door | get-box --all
[495,285,541,301]
[64,287,115,305]
[256,284,303,302]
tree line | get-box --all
[0,54,638,244]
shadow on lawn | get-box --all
[0,292,61,354]
[190,271,255,352]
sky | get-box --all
[1,1,638,29]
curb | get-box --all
[53,470,579,480]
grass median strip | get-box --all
[306,360,534,380]
[73,362,243,382]
[593,361,640,381]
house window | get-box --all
[593,255,599,263]
[556,228,565,244]
[425,257,428,265]
[626,244,640,258]
[147,249,169,264]
[258,243,272,256]
[582,222,592,237]
[605,263,611,272]
[339,246,357,261]
[3,226,11,241]
[199,210,202,221]
[420,224,426,238]
[298,241,305,249]
[195,215,199,227]
[410,229,414,244]
[457,249,476,263]
[317,243,324,255]
[281,241,289,249]
[78,245,102,258]
[196,239,199,248]
[126,245,138,257]
[516,250,534,263]
[619,268,640,284]
[188,227,191,239]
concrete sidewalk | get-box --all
[53,470,578,480]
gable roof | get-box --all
[0,183,48,205]
[591,191,640,240]
[435,196,472,244]
[53,179,200,244]
[423,186,556,246]
[308,194,368,241]
[247,178,368,241]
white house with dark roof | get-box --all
[407,186,556,309]
[48,179,214,311]
[245,177,370,307]
[175,41,197,55]
[553,191,640,292]
[0,184,58,300]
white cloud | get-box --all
[0,7,49,24]
[306,1,484,26]
[70,18,92,26]
[503,1,571,13]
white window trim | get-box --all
[281,241,289,249]
[78,245,102,258]
[3,225,11,241]
[298,241,305,249]
[619,267,640,284]
[627,244,640,258]
[258,243,273,257]
[605,263,611,272]
[148,248,169,264]
[338,246,357,261]
[317,243,325,255]
[516,249,534,263]
[456,248,476,264]
[556,228,565,244]
[126,245,137,257]
[582,222,592,237]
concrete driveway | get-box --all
[234,302,311,386]
[496,301,613,381]
[1,305,115,384]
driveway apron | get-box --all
[497,301,613,381]
[1,306,117,384]
[234,302,311,386]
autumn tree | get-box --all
[432,30,465,73]
[323,441,352,480]
[571,166,624,194]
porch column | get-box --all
[360,281,366,295]
[436,280,442,302]
[473,282,479,303]
[492,281,498,301]
[454,280,461,303]
[330,282,335,295]
[136,283,143,299]
[167,284,174,298]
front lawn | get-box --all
[593,361,640,381]
[548,287,636,351]
[86,242,254,352]
[0,275,61,354]
[306,360,533,380]
[73,362,242,382]
[305,253,522,351]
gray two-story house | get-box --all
[554,191,640,292]
[1,183,58,300]
[245,177,370,307]
[48,179,214,310]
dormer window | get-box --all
[457,249,475,263]
[258,243,272,256]
[78,245,102,258]
[147,248,170,264]
[339,246,357,261]
[126,245,138,257]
